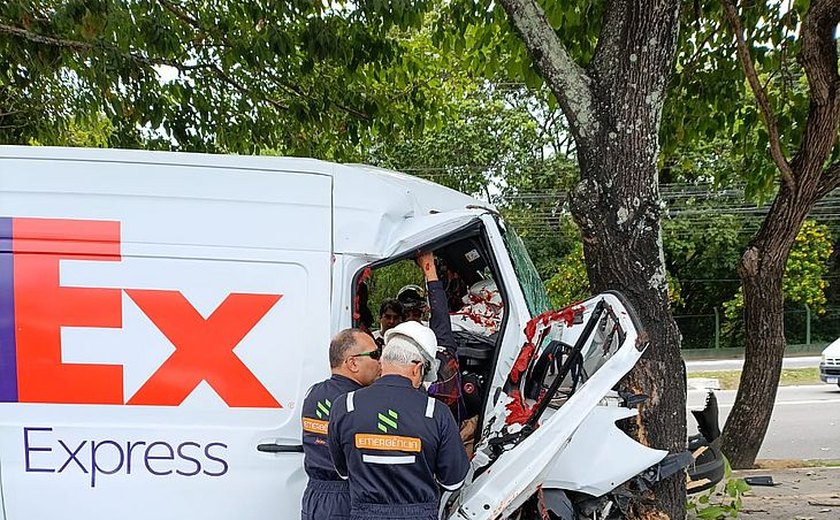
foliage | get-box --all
[784,221,834,313]
[545,241,588,308]
[687,458,750,519]
[28,113,113,147]
[368,84,550,196]
[724,220,834,319]
[664,0,814,200]
[664,209,746,313]
[367,260,423,323]
[0,0,467,157]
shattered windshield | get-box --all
[500,222,551,317]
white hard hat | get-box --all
[383,321,440,383]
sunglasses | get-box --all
[349,348,382,361]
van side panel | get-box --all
[0,157,332,519]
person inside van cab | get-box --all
[300,329,382,520]
[372,299,403,348]
[397,284,428,323]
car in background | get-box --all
[819,338,840,387]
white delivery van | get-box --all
[0,146,679,519]
[819,338,840,387]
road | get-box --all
[687,384,840,460]
[685,356,821,372]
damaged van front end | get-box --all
[444,292,692,520]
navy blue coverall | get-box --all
[300,374,361,520]
[426,280,464,420]
[327,374,470,520]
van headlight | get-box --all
[822,354,829,364]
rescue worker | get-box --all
[397,284,428,323]
[417,251,463,419]
[300,328,382,520]
[372,298,404,347]
[327,321,470,520]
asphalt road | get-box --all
[685,356,821,372]
[687,384,840,460]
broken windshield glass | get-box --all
[500,223,551,317]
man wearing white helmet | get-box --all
[327,320,470,520]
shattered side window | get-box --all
[500,223,551,317]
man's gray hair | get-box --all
[381,336,424,366]
[329,328,364,369]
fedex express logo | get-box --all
[0,217,283,408]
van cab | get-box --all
[0,146,668,519]
[819,338,840,387]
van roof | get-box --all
[0,146,493,257]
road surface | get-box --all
[687,384,840,460]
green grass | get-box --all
[690,367,821,390]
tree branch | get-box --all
[0,22,94,52]
[721,0,795,187]
[497,0,596,141]
[261,69,369,121]
[209,66,288,111]
[817,161,840,198]
[793,0,840,178]
[798,0,840,105]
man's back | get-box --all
[328,374,469,519]
[302,374,361,480]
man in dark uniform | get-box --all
[327,321,470,520]
[300,328,381,520]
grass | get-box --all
[690,367,821,390]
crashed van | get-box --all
[0,146,684,519]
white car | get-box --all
[819,338,840,387]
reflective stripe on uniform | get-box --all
[362,454,416,465]
[346,391,355,413]
[438,477,466,491]
[424,396,435,418]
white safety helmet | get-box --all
[383,321,440,383]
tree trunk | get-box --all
[570,2,685,516]
[722,184,818,467]
[498,0,684,516]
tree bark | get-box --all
[720,0,840,468]
[722,184,812,467]
[498,0,685,517]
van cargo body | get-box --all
[0,147,673,520]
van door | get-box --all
[448,292,647,519]
[0,153,332,519]
[0,455,6,520]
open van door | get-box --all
[447,292,654,519]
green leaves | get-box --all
[724,220,834,319]
[687,457,750,519]
[0,0,449,156]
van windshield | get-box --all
[500,223,551,317]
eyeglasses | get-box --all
[349,348,382,361]
[411,359,431,376]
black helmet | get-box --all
[397,284,427,310]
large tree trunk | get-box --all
[498,0,684,516]
[572,143,686,518]
[572,3,686,518]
